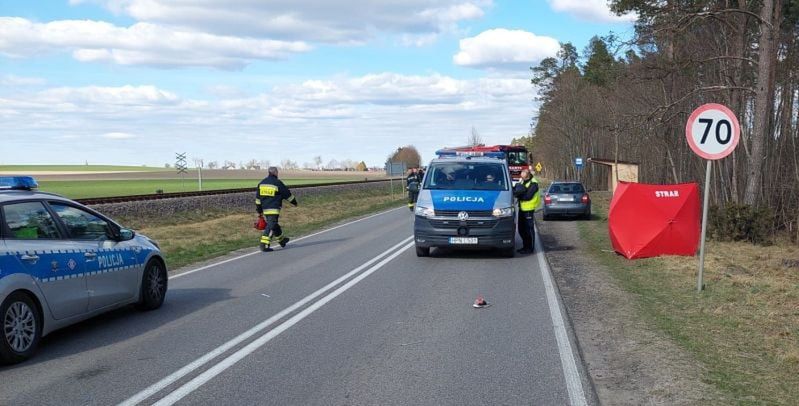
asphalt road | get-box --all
[0,207,594,405]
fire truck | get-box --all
[450,144,531,180]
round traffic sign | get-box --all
[685,103,740,160]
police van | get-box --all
[0,177,167,364]
[413,150,516,257]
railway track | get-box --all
[75,178,399,205]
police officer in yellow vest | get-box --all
[514,169,541,254]
[256,166,298,252]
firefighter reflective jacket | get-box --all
[256,175,297,215]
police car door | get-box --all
[48,202,139,311]
[1,201,89,319]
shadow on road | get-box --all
[0,287,232,371]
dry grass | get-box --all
[579,191,799,404]
[129,188,405,270]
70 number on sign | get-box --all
[697,118,732,145]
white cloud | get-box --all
[0,17,311,69]
[0,75,46,86]
[547,0,637,23]
[100,132,136,139]
[0,73,536,166]
[453,29,560,70]
[39,85,180,106]
[72,0,490,44]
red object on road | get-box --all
[609,181,700,259]
[254,216,266,230]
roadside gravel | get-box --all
[538,217,725,405]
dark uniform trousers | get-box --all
[518,210,535,250]
[263,215,284,244]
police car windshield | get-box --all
[423,162,508,190]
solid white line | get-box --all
[152,240,415,406]
[119,235,413,406]
[534,225,588,406]
[169,206,405,280]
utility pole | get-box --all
[175,152,188,192]
[195,158,204,191]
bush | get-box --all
[708,204,774,245]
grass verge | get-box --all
[0,165,163,172]
[121,187,406,270]
[39,178,363,199]
[578,192,799,405]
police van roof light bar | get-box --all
[0,176,39,191]
[484,152,506,159]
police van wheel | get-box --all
[500,247,515,258]
[415,245,430,257]
[0,292,42,365]
[137,259,168,311]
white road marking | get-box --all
[119,235,413,406]
[152,240,415,406]
[169,206,405,280]
[534,225,588,406]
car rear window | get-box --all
[549,183,585,193]
[2,202,61,240]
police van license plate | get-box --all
[449,237,478,245]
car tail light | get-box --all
[581,194,590,203]
[544,194,552,205]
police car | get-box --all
[413,150,516,257]
[0,177,167,364]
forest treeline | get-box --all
[515,0,799,242]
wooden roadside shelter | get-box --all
[587,158,639,193]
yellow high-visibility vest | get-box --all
[520,178,541,212]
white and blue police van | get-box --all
[413,150,516,257]
[0,176,167,364]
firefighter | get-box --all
[406,167,422,211]
[514,169,541,254]
[256,166,298,252]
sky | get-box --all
[0,0,635,168]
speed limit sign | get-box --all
[686,103,740,293]
[685,103,740,160]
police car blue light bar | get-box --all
[0,176,39,190]
[484,152,506,159]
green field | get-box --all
[0,165,163,172]
[37,178,351,199]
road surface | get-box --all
[0,207,593,405]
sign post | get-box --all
[575,157,583,182]
[685,103,740,292]
[535,162,543,174]
[385,161,407,198]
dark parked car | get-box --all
[542,181,591,220]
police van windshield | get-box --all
[423,162,508,191]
